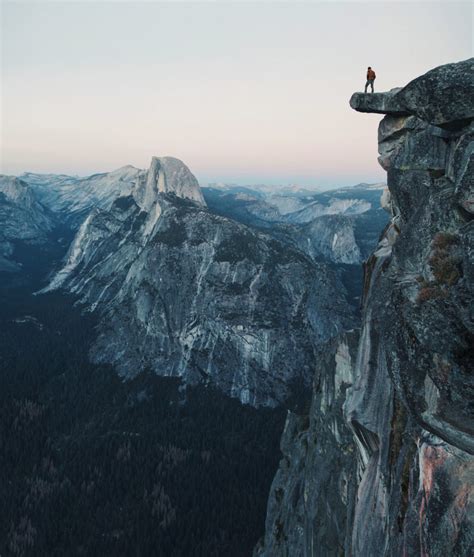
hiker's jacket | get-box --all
[367,69,376,80]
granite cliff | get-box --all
[43,156,354,407]
[257,59,473,556]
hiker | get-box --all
[365,67,376,93]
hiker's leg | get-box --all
[371,80,374,93]
[364,80,369,93]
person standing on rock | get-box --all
[365,67,376,93]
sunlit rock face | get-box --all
[44,156,354,407]
[257,58,473,556]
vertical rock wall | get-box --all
[255,332,360,557]
[256,59,473,556]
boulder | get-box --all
[395,58,474,129]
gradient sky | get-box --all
[1,1,472,188]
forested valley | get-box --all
[0,239,285,556]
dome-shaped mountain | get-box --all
[133,156,206,210]
[43,156,354,406]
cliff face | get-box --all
[44,157,354,407]
[257,59,473,556]
[255,332,360,556]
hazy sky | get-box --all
[1,1,472,188]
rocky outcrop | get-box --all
[394,58,474,129]
[257,59,473,555]
[351,58,474,128]
[44,157,354,407]
[349,88,407,115]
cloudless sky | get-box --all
[1,1,472,188]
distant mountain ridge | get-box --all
[3,158,385,405]
[0,175,55,272]
[9,164,388,275]
[203,182,389,265]
[21,165,141,227]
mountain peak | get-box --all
[133,156,206,211]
